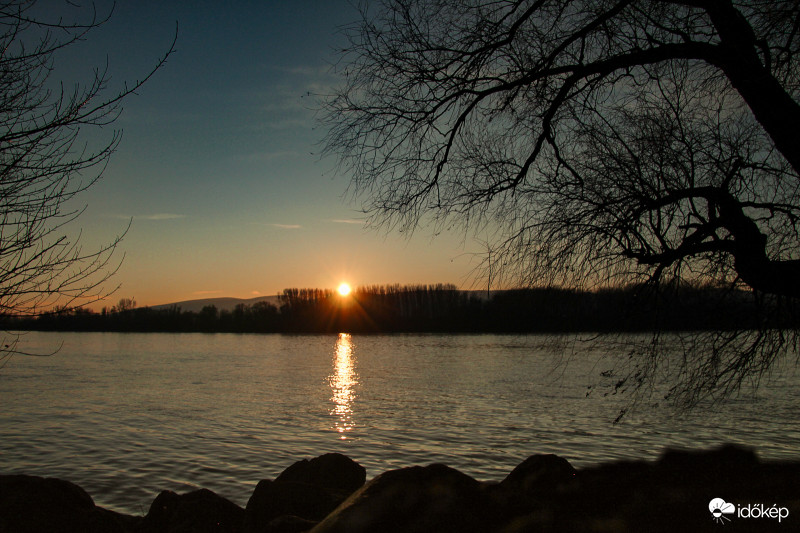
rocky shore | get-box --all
[1,445,797,532]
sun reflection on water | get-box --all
[330,333,358,439]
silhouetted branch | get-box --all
[321,0,800,411]
[0,0,175,361]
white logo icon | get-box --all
[709,498,736,524]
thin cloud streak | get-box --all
[140,213,186,221]
[271,223,302,229]
[108,213,186,221]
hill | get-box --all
[150,295,281,313]
[150,290,490,314]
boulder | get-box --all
[309,464,496,533]
[274,453,366,494]
[245,454,366,533]
[5,447,798,533]
[244,479,347,532]
[501,454,577,493]
[0,474,137,533]
[655,443,759,484]
[259,514,318,533]
[140,488,244,533]
[501,445,800,533]
[487,453,576,517]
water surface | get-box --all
[1,331,797,514]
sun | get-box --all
[337,282,352,296]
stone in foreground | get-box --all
[310,463,496,533]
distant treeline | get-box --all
[3,283,795,334]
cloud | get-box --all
[271,223,302,229]
[107,213,185,221]
[330,218,364,225]
[139,214,186,221]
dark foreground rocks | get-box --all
[245,453,366,532]
[0,475,137,533]
[1,446,798,533]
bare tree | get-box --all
[110,297,136,313]
[0,1,174,364]
[322,0,800,408]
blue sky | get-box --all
[51,0,483,307]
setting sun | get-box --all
[337,283,352,296]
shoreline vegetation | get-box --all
[3,283,796,334]
[0,446,796,532]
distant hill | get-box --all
[149,290,495,314]
[150,295,282,313]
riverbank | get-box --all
[8,284,788,334]
[1,445,797,532]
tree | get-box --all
[322,0,800,408]
[111,297,137,314]
[0,1,174,363]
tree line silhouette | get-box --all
[3,283,793,334]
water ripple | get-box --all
[0,331,798,514]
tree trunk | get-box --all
[713,189,800,298]
[702,1,800,179]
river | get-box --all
[1,331,798,514]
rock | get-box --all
[262,514,319,533]
[656,443,759,483]
[245,454,366,533]
[274,453,366,495]
[309,464,496,533]
[501,454,577,492]
[5,447,798,533]
[244,479,346,532]
[141,490,180,530]
[502,445,800,533]
[0,474,137,533]
[488,453,576,517]
[140,488,244,533]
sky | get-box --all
[47,0,487,308]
